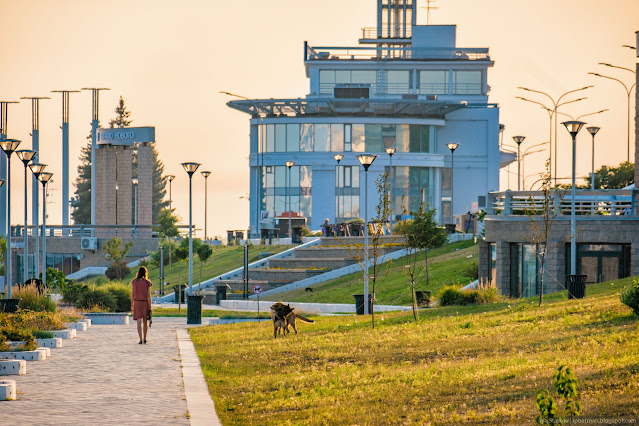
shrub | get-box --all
[438,284,500,306]
[62,283,90,304]
[464,262,479,280]
[100,282,132,312]
[46,267,73,291]
[77,289,117,312]
[1,327,33,342]
[9,310,66,331]
[620,279,639,316]
[105,260,130,281]
[33,330,55,339]
[15,284,58,312]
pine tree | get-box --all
[109,96,132,128]
[70,136,92,224]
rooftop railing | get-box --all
[487,189,639,217]
[9,224,195,239]
[305,43,490,61]
[361,26,412,39]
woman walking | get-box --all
[131,266,153,344]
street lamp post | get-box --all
[28,163,47,277]
[167,175,175,211]
[587,127,601,190]
[357,154,377,315]
[16,150,37,282]
[181,162,201,296]
[562,121,586,276]
[385,148,396,228]
[0,139,21,297]
[446,143,459,223]
[132,178,138,234]
[512,136,525,191]
[201,171,211,241]
[285,161,295,241]
[35,172,53,288]
[334,154,343,223]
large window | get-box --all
[262,165,312,223]
[418,71,449,94]
[336,165,360,221]
[387,70,411,94]
[510,244,542,298]
[319,70,377,95]
[453,71,482,94]
[387,166,434,215]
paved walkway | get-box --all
[3,318,220,425]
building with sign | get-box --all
[227,0,511,237]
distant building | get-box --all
[228,0,511,237]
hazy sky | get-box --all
[1,0,637,239]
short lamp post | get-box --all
[132,178,138,232]
[446,143,459,224]
[36,172,53,289]
[357,154,377,315]
[1,139,22,298]
[181,162,201,297]
[285,161,295,241]
[167,175,175,211]
[334,154,343,223]
[385,147,396,228]
[28,163,46,278]
[562,121,586,275]
[512,136,526,191]
[16,150,36,282]
[586,127,600,190]
[201,171,211,241]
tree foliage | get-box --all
[154,208,180,239]
[70,138,92,224]
[583,161,634,189]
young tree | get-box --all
[196,244,213,285]
[154,208,180,239]
[103,237,134,280]
[584,161,634,189]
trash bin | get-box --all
[292,226,303,244]
[173,284,187,304]
[227,230,235,245]
[353,294,373,315]
[0,299,21,313]
[215,284,227,305]
[187,294,204,325]
[415,290,432,307]
[565,274,587,299]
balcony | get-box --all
[360,26,412,40]
[305,43,490,62]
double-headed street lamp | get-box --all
[512,136,526,191]
[35,172,53,288]
[285,161,295,241]
[357,154,377,315]
[0,139,21,297]
[446,143,459,222]
[167,175,175,211]
[334,154,343,223]
[16,150,37,281]
[181,162,201,296]
[201,171,211,241]
[562,121,586,276]
[587,127,601,190]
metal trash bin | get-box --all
[353,294,373,315]
[292,226,303,244]
[187,294,204,325]
[215,284,227,305]
[415,290,432,307]
[173,284,187,304]
[565,274,587,299]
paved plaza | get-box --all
[3,317,220,425]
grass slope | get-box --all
[264,240,478,305]
[190,278,639,424]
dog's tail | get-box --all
[295,314,315,324]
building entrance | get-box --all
[575,244,630,284]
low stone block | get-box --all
[0,360,26,376]
[0,350,45,361]
[78,319,92,327]
[64,322,87,332]
[0,379,16,400]
[35,338,62,348]
[35,347,51,357]
[51,330,74,339]
[83,313,130,325]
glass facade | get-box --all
[319,70,377,95]
[336,165,360,221]
[262,165,312,223]
[18,253,81,278]
[510,244,546,298]
[258,123,435,154]
[452,71,482,94]
[386,166,434,214]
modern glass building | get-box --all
[228,0,508,237]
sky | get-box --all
[1,0,637,240]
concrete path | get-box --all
[3,317,220,425]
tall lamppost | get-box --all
[385,147,396,226]
[562,121,586,276]
[446,143,459,223]
[182,162,200,296]
[28,163,46,277]
[334,154,343,222]
[1,139,22,297]
[16,150,36,281]
[167,175,175,211]
[588,72,636,162]
[512,136,525,191]
[357,154,377,315]
[132,178,138,233]
[285,161,295,241]
[35,172,53,287]
[587,127,601,190]
[201,171,211,241]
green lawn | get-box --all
[264,239,478,305]
[190,277,639,424]
[151,307,269,319]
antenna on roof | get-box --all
[423,0,438,25]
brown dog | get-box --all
[270,302,315,338]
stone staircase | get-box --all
[211,235,404,299]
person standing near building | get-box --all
[131,266,153,344]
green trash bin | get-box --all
[173,284,187,304]
[353,294,373,315]
[565,274,587,299]
[215,284,227,305]
[187,295,204,325]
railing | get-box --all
[361,26,412,39]
[487,189,638,217]
[9,224,195,238]
[306,44,490,61]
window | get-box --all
[419,71,449,94]
[336,165,360,221]
[262,165,312,223]
[352,124,365,152]
[387,71,411,94]
[453,71,482,94]
[389,166,434,215]
[300,124,313,152]
[314,124,330,152]
[331,124,344,152]
[286,124,299,152]
[275,124,286,152]
[365,124,383,152]
[409,125,431,152]
[510,244,542,298]
[382,124,396,150]
[344,124,352,152]
[319,70,377,94]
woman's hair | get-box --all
[136,266,149,280]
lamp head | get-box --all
[132,178,138,185]
[385,147,396,157]
[167,174,176,182]
[0,179,4,189]
[562,121,586,138]
[587,126,600,136]
[29,163,47,176]
[15,149,37,165]
[446,143,459,153]
[37,172,53,185]
[357,154,377,171]
[512,136,526,145]
[201,171,211,178]
[0,139,21,156]
[333,154,344,164]
[285,161,295,168]
[181,162,201,176]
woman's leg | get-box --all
[137,318,143,342]
[143,317,148,342]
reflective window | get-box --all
[300,124,313,152]
[387,71,411,94]
[382,124,396,150]
[275,124,286,152]
[287,124,299,152]
[388,166,434,215]
[365,124,383,152]
[419,71,449,94]
[266,124,275,152]
[396,124,410,152]
[331,124,344,152]
[262,165,312,223]
[409,125,431,152]
[336,165,360,221]
[319,70,377,94]
[344,124,352,152]
[352,124,365,152]
[453,71,482,94]
[314,124,330,152]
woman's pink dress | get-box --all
[132,278,152,320]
